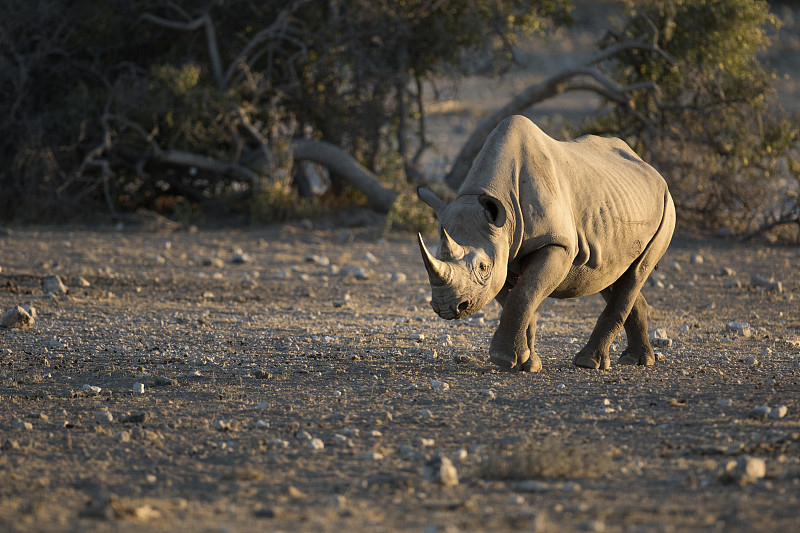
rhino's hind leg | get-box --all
[617,292,655,366]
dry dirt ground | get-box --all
[1,224,799,533]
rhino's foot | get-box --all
[619,346,655,366]
[519,353,542,373]
[489,350,541,373]
[573,347,611,370]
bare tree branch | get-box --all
[444,41,671,190]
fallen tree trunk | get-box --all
[290,139,396,213]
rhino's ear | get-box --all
[417,186,446,218]
[479,193,506,228]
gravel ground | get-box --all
[1,224,799,533]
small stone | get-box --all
[769,405,788,419]
[296,431,313,441]
[306,254,330,266]
[421,409,433,420]
[230,249,252,264]
[721,267,736,277]
[650,328,673,348]
[133,383,145,394]
[723,280,741,289]
[94,410,113,423]
[115,430,131,443]
[13,419,33,430]
[430,380,449,391]
[73,276,91,287]
[716,398,733,407]
[410,333,425,342]
[363,251,378,264]
[726,321,752,338]
[308,438,325,451]
[42,275,68,295]
[255,420,270,429]
[82,384,102,395]
[579,520,606,532]
[745,355,758,366]
[390,272,407,282]
[415,437,436,448]
[256,401,270,410]
[361,452,383,460]
[690,254,704,265]
[748,405,771,419]
[214,419,233,431]
[202,257,224,268]
[343,265,369,280]
[721,455,766,485]
[424,455,459,487]
[154,376,178,386]
[1,306,34,329]
[480,389,496,399]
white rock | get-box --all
[390,272,407,282]
[721,267,736,277]
[255,420,270,429]
[721,455,766,484]
[726,321,752,337]
[133,383,145,394]
[716,398,733,407]
[341,428,360,437]
[115,430,131,443]
[73,276,91,287]
[308,438,325,451]
[480,389,496,399]
[410,333,425,342]
[690,254,704,265]
[361,452,383,460]
[769,405,788,419]
[94,410,113,423]
[363,251,378,264]
[415,437,436,448]
[430,380,449,391]
[82,384,102,395]
[296,430,312,441]
[13,419,33,430]
[424,455,458,487]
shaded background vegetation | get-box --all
[1,0,798,239]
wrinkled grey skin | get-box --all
[418,115,675,372]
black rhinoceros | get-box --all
[417,115,675,372]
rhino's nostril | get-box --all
[457,301,469,314]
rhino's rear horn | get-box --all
[439,228,464,261]
[417,233,452,286]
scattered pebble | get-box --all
[424,455,459,487]
[745,355,758,366]
[1,306,34,329]
[716,398,733,407]
[133,383,145,394]
[72,276,91,287]
[769,405,788,419]
[115,430,131,443]
[230,249,252,264]
[82,384,102,395]
[308,438,324,451]
[721,267,736,277]
[720,455,766,485]
[748,406,771,419]
[296,430,312,441]
[202,257,224,268]
[361,452,383,460]
[13,419,33,431]
[306,254,330,266]
[690,254,704,265]
[480,389,496,400]
[214,419,233,431]
[726,321,752,338]
[390,272,407,282]
[363,251,378,264]
[650,328,673,348]
[94,410,113,423]
[410,333,425,342]
[750,274,782,293]
[42,275,68,295]
[430,380,449,391]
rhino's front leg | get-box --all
[489,246,570,372]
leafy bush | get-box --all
[586,0,800,233]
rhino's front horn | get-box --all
[439,228,465,261]
[417,233,452,286]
